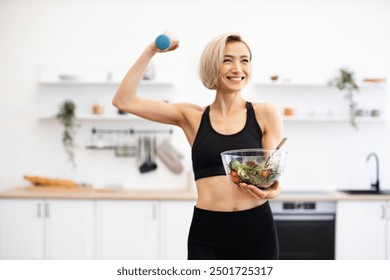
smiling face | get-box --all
[216,41,252,93]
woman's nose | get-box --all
[232,61,242,72]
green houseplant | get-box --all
[328,67,359,129]
[56,100,79,169]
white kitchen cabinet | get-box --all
[96,200,159,259]
[0,199,95,260]
[0,199,44,259]
[44,200,95,259]
[160,200,195,259]
[336,200,390,260]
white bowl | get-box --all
[221,149,287,189]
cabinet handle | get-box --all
[37,203,42,218]
[152,204,157,220]
[388,204,390,220]
[45,203,50,218]
[381,204,386,219]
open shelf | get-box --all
[282,116,385,122]
[38,64,174,86]
[253,81,386,88]
[38,113,143,121]
[39,80,174,86]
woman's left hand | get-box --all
[238,180,280,200]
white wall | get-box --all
[1,0,389,191]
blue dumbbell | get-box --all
[155,34,171,50]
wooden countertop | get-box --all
[1,187,390,201]
[0,187,198,200]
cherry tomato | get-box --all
[230,170,241,183]
[260,170,269,178]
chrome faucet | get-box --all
[367,153,380,192]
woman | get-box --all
[113,33,284,260]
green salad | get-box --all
[227,160,281,189]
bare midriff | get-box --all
[195,175,267,212]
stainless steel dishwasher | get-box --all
[269,191,336,260]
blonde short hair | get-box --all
[199,33,252,90]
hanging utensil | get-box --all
[139,134,157,173]
[157,139,183,174]
[150,134,158,170]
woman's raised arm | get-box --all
[112,35,185,126]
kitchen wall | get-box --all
[0,0,389,191]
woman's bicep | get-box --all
[113,97,187,126]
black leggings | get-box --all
[187,201,279,260]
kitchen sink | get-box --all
[339,189,390,195]
[339,153,390,195]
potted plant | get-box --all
[328,67,359,129]
[56,100,79,169]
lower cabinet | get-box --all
[0,199,44,259]
[160,200,196,259]
[0,199,95,260]
[0,198,196,260]
[95,200,196,259]
[336,200,390,260]
[45,200,95,259]
[96,200,159,259]
[4,197,390,260]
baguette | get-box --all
[24,175,78,188]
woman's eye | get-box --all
[242,59,249,63]
[223,59,232,63]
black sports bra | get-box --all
[191,101,263,180]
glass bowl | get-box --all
[221,149,287,189]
